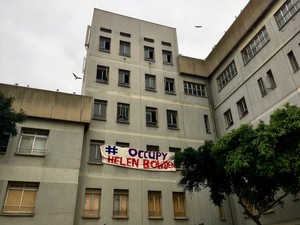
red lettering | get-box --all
[108,155,114,163]
[143,159,150,169]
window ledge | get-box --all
[148,216,163,220]
[112,216,129,219]
[168,127,179,130]
[174,217,188,220]
[15,153,46,157]
[146,124,158,128]
[145,59,155,62]
[82,216,100,219]
[1,213,34,217]
[163,62,173,66]
[119,53,131,57]
[99,49,110,53]
[117,120,130,124]
[96,80,109,84]
[165,91,176,95]
[92,117,106,121]
[88,161,103,165]
[118,84,130,88]
[145,88,157,92]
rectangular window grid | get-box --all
[237,97,248,118]
[148,191,162,218]
[165,78,175,94]
[3,182,39,214]
[162,50,172,64]
[173,192,187,218]
[93,100,107,120]
[89,140,104,164]
[145,74,156,91]
[119,41,131,56]
[146,107,158,127]
[113,190,129,217]
[184,81,206,97]
[167,110,178,129]
[17,128,49,156]
[99,36,111,51]
[288,50,300,72]
[96,65,109,83]
[144,46,155,61]
[241,26,270,64]
[83,189,101,218]
[216,60,238,90]
[118,69,130,87]
[117,103,130,123]
[275,0,300,28]
[224,109,233,128]
[258,78,267,97]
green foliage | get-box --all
[175,104,300,225]
[0,92,26,136]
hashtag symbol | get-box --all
[105,145,118,155]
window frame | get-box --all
[17,128,49,156]
[146,107,158,127]
[165,78,175,94]
[89,140,104,164]
[287,50,300,72]
[216,60,238,90]
[236,97,248,119]
[96,65,109,83]
[172,192,187,218]
[99,36,111,52]
[113,189,129,218]
[148,191,162,218]
[117,103,130,123]
[118,69,130,87]
[93,99,107,120]
[241,26,270,64]
[144,46,155,61]
[258,77,267,97]
[3,182,39,215]
[145,74,156,91]
[167,110,178,129]
[224,109,233,129]
[274,0,300,29]
[162,50,172,64]
[83,188,101,218]
[184,81,207,97]
[119,41,131,56]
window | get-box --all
[119,41,131,56]
[0,133,10,153]
[146,107,158,127]
[162,50,172,64]
[17,128,49,156]
[146,145,159,152]
[117,103,130,123]
[145,74,156,91]
[89,140,104,164]
[224,109,233,128]
[219,204,226,221]
[161,41,172,47]
[167,110,178,129]
[275,0,300,28]
[173,192,186,218]
[288,50,300,72]
[241,26,270,64]
[120,32,131,37]
[116,142,130,147]
[204,115,211,134]
[148,191,162,218]
[96,65,109,83]
[99,36,111,52]
[165,78,175,94]
[144,37,154,43]
[93,100,107,120]
[258,78,267,97]
[144,46,155,61]
[216,61,238,90]
[113,190,128,217]
[3,182,39,214]
[169,147,181,153]
[118,69,130,87]
[266,70,277,89]
[83,189,101,218]
[184,81,206,97]
[236,97,248,118]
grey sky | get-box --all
[0,0,249,94]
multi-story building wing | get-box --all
[76,8,222,225]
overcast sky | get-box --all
[0,0,249,94]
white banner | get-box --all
[100,145,176,171]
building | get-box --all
[0,0,300,224]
